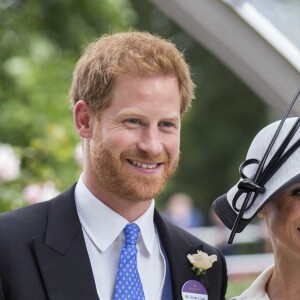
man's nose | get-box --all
[137,127,163,156]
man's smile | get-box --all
[128,159,161,169]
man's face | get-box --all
[89,74,181,202]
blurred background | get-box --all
[1,0,299,297]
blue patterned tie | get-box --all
[114,223,145,300]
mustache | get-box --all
[121,150,171,163]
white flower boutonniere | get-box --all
[187,250,217,276]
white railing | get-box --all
[225,253,274,277]
[187,224,274,277]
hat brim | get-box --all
[212,194,251,233]
[212,173,300,233]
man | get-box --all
[0,32,227,300]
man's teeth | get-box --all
[131,160,157,169]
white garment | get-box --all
[75,176,166,300]
[230,265,274,300]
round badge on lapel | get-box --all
[181,280,208,300]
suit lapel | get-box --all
[154,210,207,300]
[33,185,98,300]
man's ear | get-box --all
[74,100,93,138]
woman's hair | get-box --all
[69,31,195,115]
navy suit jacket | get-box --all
[0,184,227,300]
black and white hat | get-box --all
[213,116,300,243]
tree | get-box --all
[0,0,133,211]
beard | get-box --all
[90,139,179,202]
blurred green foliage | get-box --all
[1,0,268,221]
[0,0,133,211]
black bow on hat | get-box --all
[213,88,300,244]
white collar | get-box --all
[238,264,274,299]
[75,176,156,255]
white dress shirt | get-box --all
[75,177,166,300]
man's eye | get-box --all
[161,121,174,128]
[128,119,139,124]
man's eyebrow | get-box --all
[118,109,145,116]
[118,109,180,120]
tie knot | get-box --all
[123,223,140,245]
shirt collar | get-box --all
[239,264,274,299]
[75,176,156,255]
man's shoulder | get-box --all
[0,201,54,245]
[0,184,76,238]
[0,202,51,253]
[0,200,49,227]
[1,182,75,214]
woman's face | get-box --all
[261,183,300,258]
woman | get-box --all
[213,117,300,299]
